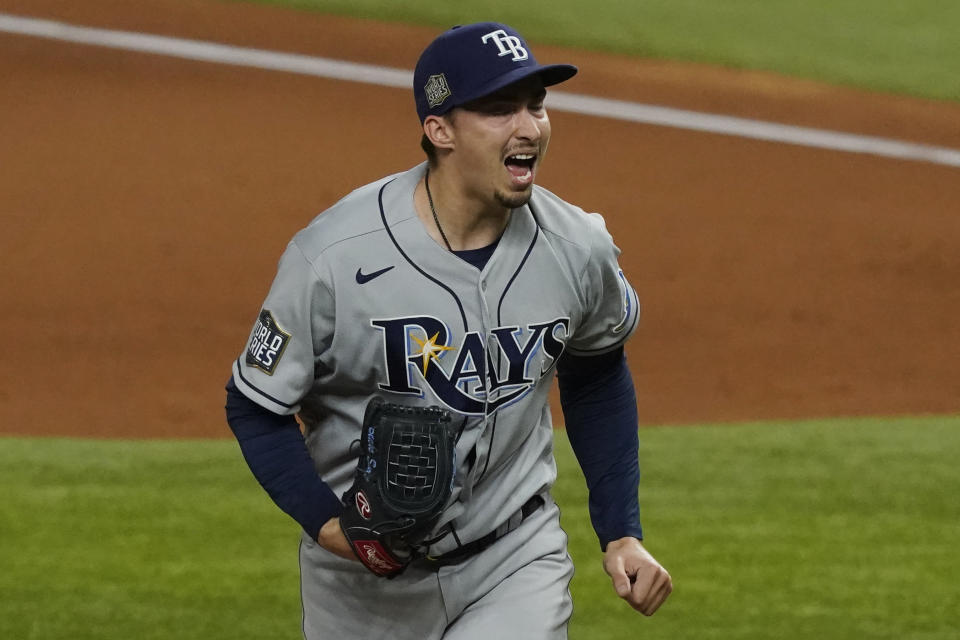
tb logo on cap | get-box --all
[481,29,528,62]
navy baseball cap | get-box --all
[414,22,578,123]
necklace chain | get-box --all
[424,168,453,252]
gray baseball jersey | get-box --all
[233,162,639,558]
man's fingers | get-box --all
[638,569,673,616]
[627,567,657,607]
[603,538,672,616]
[606,556,632,597]
[611,569,655,612]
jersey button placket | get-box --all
[471,279,495,480]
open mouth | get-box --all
[504,153,537,184]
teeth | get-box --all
[510,154,535,160]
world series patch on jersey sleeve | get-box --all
[245,309,291,375]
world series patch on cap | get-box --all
[413,22,577,123]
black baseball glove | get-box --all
[339,398,456,577]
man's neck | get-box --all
[415,165,512,251]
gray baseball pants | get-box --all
[299,499,574,639]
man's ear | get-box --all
[423,114,455,151]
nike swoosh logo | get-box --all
[355,265,395,284]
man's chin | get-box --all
[495,186,534,209]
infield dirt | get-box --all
[2,0,959,437]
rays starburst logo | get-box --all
[410,330,457,376]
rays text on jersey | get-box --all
[372,315,569,415]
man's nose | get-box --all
[513,108,542,142]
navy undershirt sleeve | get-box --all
[224,376,342,541]
[557,346,644,550]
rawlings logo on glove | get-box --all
[354,540,405,574]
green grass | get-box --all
[233,0,960,102]
[2,415,959,639]
[0,440,303,639]
[561,415,960,639]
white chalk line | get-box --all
[3,12,960,169]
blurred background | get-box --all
[1,0,958,638]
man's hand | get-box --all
[603,537,672,615]
[318,517,359,561]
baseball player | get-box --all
[225,22,671,639]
